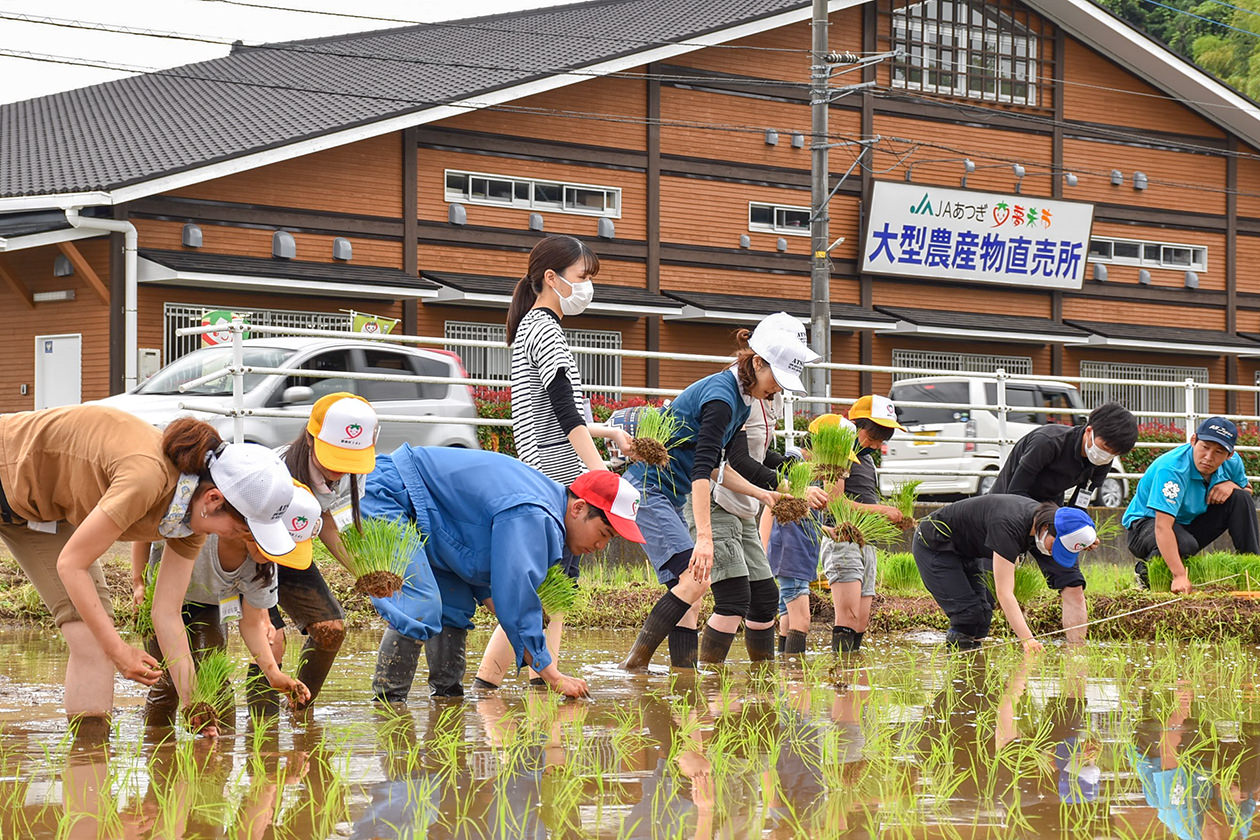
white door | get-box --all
[34,334,82,409]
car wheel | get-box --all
[1095,476,1124,508]
[977,473,998,496]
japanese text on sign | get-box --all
[860,181,1094,290]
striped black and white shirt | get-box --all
[511,308,587,485]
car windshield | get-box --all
[890,382,971,426]
[137,346,297,395]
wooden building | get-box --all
[2,0,1259,417]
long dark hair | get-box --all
[282,431,362,530]
[506,236,601,343]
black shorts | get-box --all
[1029,551,1087,591]
[273,562,345,633]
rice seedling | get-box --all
[339,516,425,598]
[184,649,235,734]
[132,564,156,639]
[771,460,816,524]
[536,565,578,616]
[808,420,858,484]
[877,551,924,593]
[630,406,684,468]
[1093,513,1122,543]
[827,497,901,549]
[881,479,922,525]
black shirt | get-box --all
[844,451,879,504]
[919,493,1042,562]
[989,424,1109,504]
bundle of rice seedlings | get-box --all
[877,552,925,594]
[1093,514,1122,543]
[183,649,234,733]
[771,460,816,524]
[340,516,425,598]
[132,568,156,638]
[882,480,922,527]
[827,497,901,549]
[631,406,682,468]
[809,421,858,484]
[536,565,579,616]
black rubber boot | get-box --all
[832,626,861,653]
[669,627,699,669]
[245,661,281,721]
[471,677,499,691]
[745,627,776,662]
[425,627,468,698]
[622,592,692,670]
[783,630,807,655]
[373,627,423,704]
[293,626,343,708]
[945,629,983,651]
[777,634,786,654]
[698,625,736,665]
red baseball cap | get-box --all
[570,471,645,543]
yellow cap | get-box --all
[307,392,379,475]
[253,481,322,570]
[848,394,906,431]
[807,413,860,464]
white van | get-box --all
[878,375,1127,506]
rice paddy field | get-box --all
[1,627,1258,839]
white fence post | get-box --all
[231,319,245,444]
[995,367,1010,460]
[1184,377,1196,441]
[784,394,796,451]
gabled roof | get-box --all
[0,0,816,206]
[3,0,1259,210]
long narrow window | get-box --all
[445,170,621,218]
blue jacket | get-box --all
[1123,443,1248,528]
[626,368,751,506]
[363,445,567,672]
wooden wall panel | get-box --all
[1236,235,1260,297]
[670,10,862,83]
[661,263,860,303]
[439,77,647,150]
[1062,298,1225,331]
[166,134,404,217]
[1061,39,1224,138]
[0,241,112,411]
[1235,144,1260,219]
[135,219,403,267]
[417,150,647,240]
[1087,221,1225,291]
[416,243,645,288]
[1063,137,1227,216]
[871,279,1052,318]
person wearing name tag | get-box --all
[0,406,295,731]
[138,481,321,733]
[271,392,380,709]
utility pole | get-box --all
[809,0,831,404]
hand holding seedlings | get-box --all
[1022,638,1045,655]
[340,516,425,598]
[113,641,163,686]
[183,650,234,737]
[771,461,817,524]
[630,406,683,468]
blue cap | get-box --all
[1051,507,1096,569]
[1195,416,1238,452]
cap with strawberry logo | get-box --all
[253,480,323,569]
[307,392,379,475]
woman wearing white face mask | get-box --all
[473,235,635,690]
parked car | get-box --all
[93,337,480,451]
[878,375,1127,507]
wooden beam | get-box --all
[0,257,33,309]
[56,241,109,303]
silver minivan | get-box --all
[94,337,480,450]
[879,375,1127,506]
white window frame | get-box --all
[1080,360,1208,425]
[1087,236,1208,272]
[891,348,1032,381]
[748,202,811,237]
[891,0,1038,107]
[444,169,621,219]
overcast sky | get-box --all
[0,0,568,105]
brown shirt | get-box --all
[0,405,203,559]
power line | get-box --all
[1141,0,1260,39]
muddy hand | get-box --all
[551,673,589,698]
[113,642,162,685]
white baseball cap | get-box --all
[208,443,297,557]
[747,325,813,396]
[753,312,821,363]
[254,481,322,570]
[307,393,379,474]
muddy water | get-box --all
[1,627,1258,839]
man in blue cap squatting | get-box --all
[1124,416,1258,594]
[362,445,645,700]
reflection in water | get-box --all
[0,630,1259,838]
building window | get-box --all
[1080,360,1208,424]
[444,321,623,394]
[748,202,811,236]
[890,0,1039,107]
[1088,236,1207,272]
[163,303,351,363]
[891,348,1032,381]
[444,170,621,218]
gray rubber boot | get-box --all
[424,627,468,698]
[745,627,776,662]
[373,627,423,704]
[698,625,736,665]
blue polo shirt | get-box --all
[1122,443,1248,528]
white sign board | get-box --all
[861,181,1094,290]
